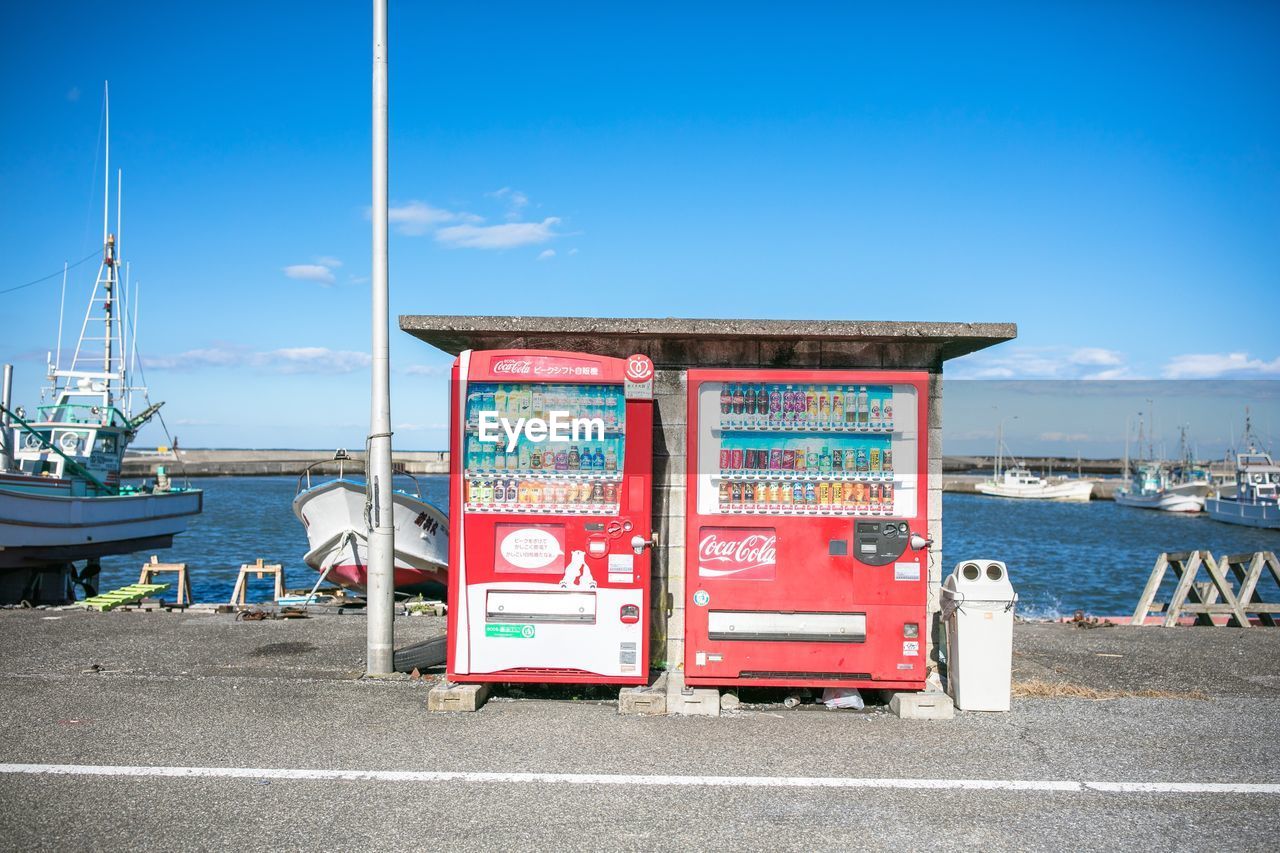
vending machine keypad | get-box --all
[853,520,909,566]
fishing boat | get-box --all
[0,91,202,602]
[973,419,1094,501]
[1114,423,1210,513]
[1205,416,1280,529]
[292,450,448,596]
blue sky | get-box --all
[2,2,1277,452]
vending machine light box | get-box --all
[447,349,655,684]
[685,369,930,690]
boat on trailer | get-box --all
[292,450,448,597]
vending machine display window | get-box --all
[693,380,919,519]
[463,382,626,516]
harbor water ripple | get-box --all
[100,476,1278,616]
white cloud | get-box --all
[950,346,1133,380]
[1039,431,1091,442]
[387,201,461,236]
[315,256,343,268]
[66,86,81,102]
[145,345,370,375]
[537,249,556,261]
[403,364,447,376]
[436,217,562,250]
[283,264,335,285]
[1162,352,1280,379]
[488,187,530,220]
[568,248,579,256]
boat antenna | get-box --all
[55,261,68,372]
[103,82,109,251]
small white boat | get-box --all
[975,467,1095,502]
[292,451,448,595]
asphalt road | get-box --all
[0,610,1277,851]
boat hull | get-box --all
[1114,482,1209,513]
[0,482,204,569]
[974,480,1094,502]
[1205,496,1280,529]
[292,479,448,595]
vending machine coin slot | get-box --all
[828,539,848,556]
[853,520,909,566]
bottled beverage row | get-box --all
[718,480,897,515]
[718,383,894,431]
[465,477,620,514]
[717,441,893,477]
[466,382,625,428]
[464,437,621,477]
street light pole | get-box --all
[367,0,395,675]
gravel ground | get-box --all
[0,610,1277,850]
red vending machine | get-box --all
[684,370,930,690]
[447,349,655,685]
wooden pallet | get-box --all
[78,583,172,612]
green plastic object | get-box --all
[78,582,172,612]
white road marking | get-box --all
[1,763,1278,794]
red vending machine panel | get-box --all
[684,369,929,690]
[447,349,655,684]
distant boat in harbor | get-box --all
[292,450,448,596]
[1114,422,1210,514]
[1205,415,1280,529]
[973,419,1094,502]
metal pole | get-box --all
[1,364,13,473]
[366,0,395,675]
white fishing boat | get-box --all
[292,451,448,596]
[1114,422,1209,513]
[975,466,1095,501]
[0,88,202,602]
[1205,417,1280,529]
[973,420,1094,501]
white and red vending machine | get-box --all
[447,349,655,685]
[684,369,930,690]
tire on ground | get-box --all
[393,635,447,672]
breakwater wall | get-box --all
[125,450,1120,499]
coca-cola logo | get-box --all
[492,359,533,375]
[698,528,777,580]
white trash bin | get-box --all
[942,560,1017,711]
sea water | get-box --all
[99,477,1278,615]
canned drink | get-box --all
[770,448,783,470]
[870,397,881,422]
[719,482,730,504]
[731,483,742,504]
[768,483,780,504]
[868,483,881,506]
[742,482,755,504]
[883,397,894,422]
[804,482,817,504]
[843,481,857,505]
[832,448,843,471]
[870,447,881,471]
[793,449,806,471]
[782,449,796,470]
[591,483,604,503]
[530,450,542,470]
[853,482,865,505]
[731,448,744,470]
[882,449,893,472]
[527,481,540,505]
[817,481,829,504]
[856,448,869,472]
[807,449,819,471]
[720,448,731,472]
[780,483,792,504]
[506,480,518,503]
[792,482,805,503]
[882,481,894,506]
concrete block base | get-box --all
[618,673,668,716]
[665,672,720,717]
[427,681,491,712]
[889,691,954,720]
